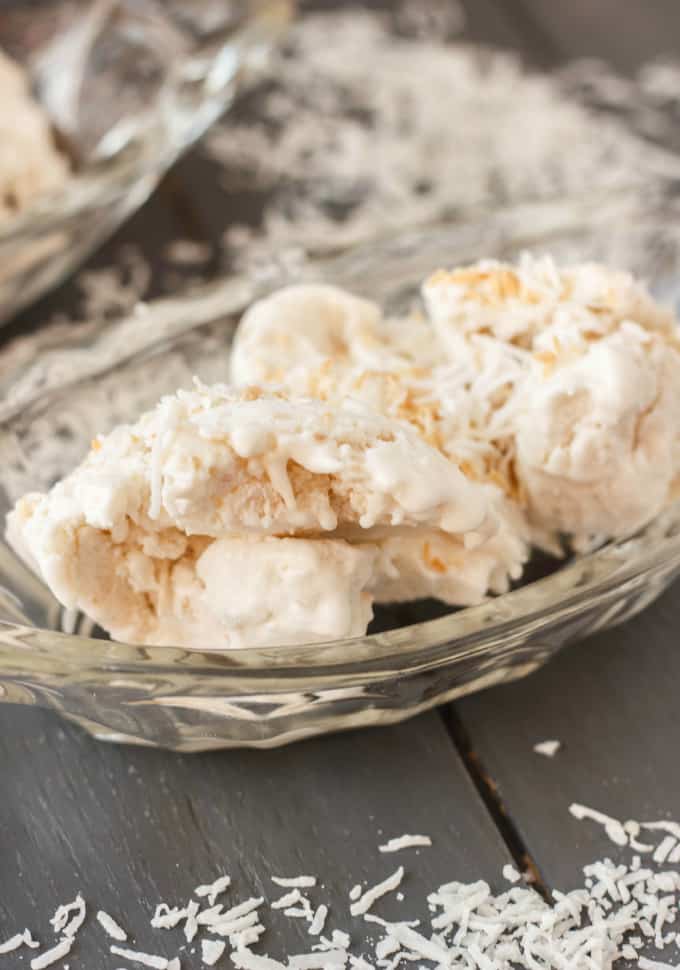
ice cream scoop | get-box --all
[7,381,494,646]
[423,256,680,544]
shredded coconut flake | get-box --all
[31,938,73,970]
[152,904,189,930]
[50,894,84,935]
[654,837,678,865]
[289,952,347,969]
[231,950,286,970]
[201,938,226,966]
[110,944,171,969]
[502,864,522,884]
[533,740,562,758]
[348,957,374,970]
[197,905,226,926]
[59,894,86,940]
[97,910,128,942]
[210,911,260,937]
[271,890,302,910]
[214,898,263,922]
[309,905,328,937]
[284,907,311,920]
[184,900,200,942]
[13,798,680,970]
[350,867,405,917]
[0,929,39,954]
[195,875,232,907]
[379,836,432,853]
[230,924,265,950]
[314,931,352,953]
[570,802,629,846]
[271,876,317,889]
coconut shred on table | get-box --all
[8,256,680,649]
[7,804,680,970]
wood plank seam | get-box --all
[442,706,552,900]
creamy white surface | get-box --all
[372,493,529,606]
[516,328,680,539]
[230,283,440,394]
[423,256,680,542]
[229,285,534,601]
[10,259,680,650]
[7,383,493,647]
[8,501,376,648]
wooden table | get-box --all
[2,3,679,967]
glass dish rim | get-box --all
[3,203,680,676]
[0,149,163,243]
[2,508,680,678]
[0,0,290,245]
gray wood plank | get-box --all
[454,580,680,892]
[0,708,512,969]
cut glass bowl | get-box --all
[0,196,679,750]
[0,0,292,323]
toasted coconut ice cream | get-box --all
[230,284,383,386]
[231,284,532,595]
[372,492,530,606]
[230,283,441,394]
[424,256,680,542]
[6,382,494,646]
[515,326,680,541]
[0,49,69,221]
[423,255,676,349]
[232,283,530,501]
[7,511,376,648]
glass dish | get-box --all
[0,0,292,324]
[1,194,680,751]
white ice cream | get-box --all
[372,491,529,605]
[231,283,441,393]
[231,283,530,498]
[11,259,679,650]
[516,326,680,541]
[230,284,533,593]
[423,256,680,543]
[8,499,376,648]
[7,382,493,647]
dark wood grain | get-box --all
[454,581,680,891]
[0,709,511,969]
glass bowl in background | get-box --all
[0,195,679,751]
[0,0,293,324]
